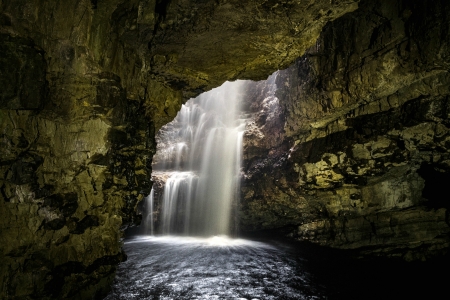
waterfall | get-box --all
[145,81,247,236]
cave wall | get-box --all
[241,0,450,261]
[0,0,360,299]
[0,1,157,298]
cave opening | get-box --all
[111,79,316,299]
[109,77,335,299]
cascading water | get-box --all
[145,80,247,236]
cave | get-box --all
[1,0,450,299]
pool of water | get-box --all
[105,235,448,300]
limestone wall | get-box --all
[0,1,156,298]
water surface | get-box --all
[105,235,323,299]
[106,235,449,300]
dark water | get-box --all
[105,236,449,300]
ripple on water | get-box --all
[105,235,324,300]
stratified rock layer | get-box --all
[240,0,450,261]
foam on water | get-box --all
[127,235,275,249]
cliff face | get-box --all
[0,3,154,297]
[241,0,450,261]
[0,0,359,299]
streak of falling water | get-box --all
[146,80,247,236]
[141,190,154,235]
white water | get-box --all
[127,235,275,249]
[141,190,154,235]
[145,81,247,236]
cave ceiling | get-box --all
[118,0,359,97]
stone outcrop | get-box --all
[240,0,450,261]
[0,0,360,299]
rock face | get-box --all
[0,33,153,299]
[240,0,450,261]
[0,0,360,299]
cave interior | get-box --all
[1,0,450,298]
